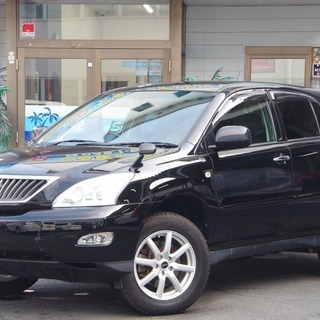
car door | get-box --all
[272,90,320,235]
[206,90,293,247]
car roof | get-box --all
[111,81,320,99]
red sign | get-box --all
[21,23,35,38]
[251,59,275,73]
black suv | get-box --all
[1,82,320,315]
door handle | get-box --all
[273,154,291,164]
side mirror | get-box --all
[138,142,157,155]
[214,125,252,149]
[130,143,157,172]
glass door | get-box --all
[93,49,170,96]
[18,48,93,144]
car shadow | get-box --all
[1,252,319,318]
[207,251,320,291]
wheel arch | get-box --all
[150,192,210,241]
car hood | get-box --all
[0,144,176,176]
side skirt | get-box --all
[209,235,320,265]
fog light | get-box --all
[77,232,114,247]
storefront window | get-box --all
[251,59,305,86]
[19,1,170,41]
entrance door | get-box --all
[93,49,170,96]
[17,48,169,145]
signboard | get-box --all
[149,60,163,83]
[21,23,35,38]
[313,64,320,78]
[312,48,320,78]
[251,59,275,73]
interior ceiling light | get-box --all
[143,4,154,13]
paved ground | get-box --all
[1,252,320,320]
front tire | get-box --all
[0,275,37,296]
[121,212,209,315]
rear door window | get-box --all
[274,94,320,140]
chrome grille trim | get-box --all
[0,175,59,204]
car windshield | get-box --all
[36,90,216,146]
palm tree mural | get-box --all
[42,107,59,125]
[28,111,44,126]
[28,107,59,127]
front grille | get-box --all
[0,175,59,204]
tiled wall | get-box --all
[185,5,320,80]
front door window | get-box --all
[214,94,277,144]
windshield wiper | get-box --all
[105,142,179,148]
[104,142,143,147]
[149,142,179,148]
[49,140,180,149]
[50,140,106,146]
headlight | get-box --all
[52,172,134,207]
[77,232,114,247]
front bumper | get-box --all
[0,204,143,283]
[0,258,132,283]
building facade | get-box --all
[1,0,320,147]
[185,1,320,86]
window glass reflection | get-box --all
[19,1,170,40]
[251,59,305,86]
[25,58,87,141]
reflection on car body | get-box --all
[2,82,320,315]
[41,221,55,231]
[40,222,81,232]
[6,221,40,233]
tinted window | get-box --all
[214,97,276,144]
[276,98,320,139]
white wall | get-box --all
[0,3,6,71]
[185,5,320,81]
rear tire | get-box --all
[121,212,209,315]
[0,275,37,296]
